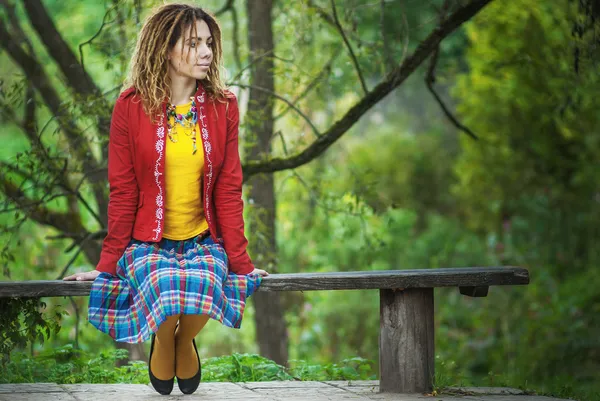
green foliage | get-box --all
[288,357,375,381]
[277,130,496,365]
[449,0,600,394]
[204,354,375,382]
[2,347,375,384]
[202,353,294,382]
[0,298,64,367]
[1,1,598,400]
[453,0,600,237]
[2,345,147,384]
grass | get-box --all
[1,344,376,384]
[1,345,596,401]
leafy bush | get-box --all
[2,345,147,384]
[0,298,64,367]
[1,346,375,384]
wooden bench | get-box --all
[0,266,529,393]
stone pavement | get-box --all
[0,381,573,401]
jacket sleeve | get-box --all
[213,94,255,275]
[95,95,138,276]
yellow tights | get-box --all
[175,314,210,379]
[149,314,210,380]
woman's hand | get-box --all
[251,268,269,277]
[63,270,101,281]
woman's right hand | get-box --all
[63,269,101,281]
[251,268,269,277]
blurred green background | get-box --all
[1,1,599,400]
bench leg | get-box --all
[379,288,434,393]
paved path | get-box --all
[0,381,571,401]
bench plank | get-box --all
[0,267,528,298]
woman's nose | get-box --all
[198,43,212,59]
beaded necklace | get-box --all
[166,97,198,154]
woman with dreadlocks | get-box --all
[63,3,267,395]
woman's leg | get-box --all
[175,314,210,378]
[150,313,180,380]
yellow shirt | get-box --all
[162,101,209,240]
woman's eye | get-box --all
[189,41,197,48]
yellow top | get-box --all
[162,101,209,240]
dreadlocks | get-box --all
[124,3,227,118]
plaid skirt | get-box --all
[87,234,262,343]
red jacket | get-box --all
[95,85,254,275]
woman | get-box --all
[63,3,268,396]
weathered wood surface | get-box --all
[0,382,572,400]
[380,288,434,393]
[0,267,529,298]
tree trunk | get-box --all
[245,0,289,366]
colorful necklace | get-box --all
[166,97,198,154]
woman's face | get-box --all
[169,19,213,81]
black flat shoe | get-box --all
[149,333,175,395]
[176,338,201,394]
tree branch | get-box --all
[0,161,40,191]
[0,88,43,153]
[274,50,340,121]
[78,3,118,71]
[0,15,108,225]
[23,84,36,133]
[380,0,395,72]
[212,0,242,71]
[329,0,368,94]
[242,0,494,178]
[306,0,335,25]
[0,19,98,171]
[306,0,367,93]
[46,229,106,243]
[275,130,290,156]
[0,169,75,233]
[425,47,478,140]
[215,0,234,16]
[0,162,101,263]
[1,0,34,53]
[398,1,411,66]
[21,0,101,100]
[231,83,321,138]
[0,160,72,214]
[55,230,100,279]
[425,0,477,140]
[68,296,81,347]
[230,48,276,83]
[56,243,86,279]
[22,0,112,172]
[1,98,106,227]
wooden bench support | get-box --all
[379,288,434,393]
[459,286,489,297]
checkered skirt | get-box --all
[87,234,262,343]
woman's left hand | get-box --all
[251,268,269,277]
